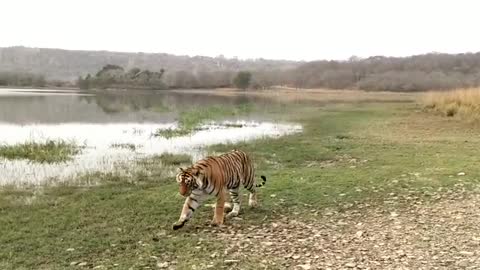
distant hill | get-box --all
[3,46,480,91]
[0,46,302,81]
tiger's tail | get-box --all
[256,175,267,187]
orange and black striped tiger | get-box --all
[173,149,267,230]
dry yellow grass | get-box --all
[423,88,480,119]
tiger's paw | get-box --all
[172,221,186,230]
[248,200,258,208]
[226,211,239,219]
[210,219,224,227]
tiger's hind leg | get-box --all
[248,187,258,208]
[226,188,241,218]
[224,192,233,212]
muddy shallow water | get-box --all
[0,89,302,186]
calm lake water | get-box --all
[0,88,302,186]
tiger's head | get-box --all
[176,167,200,197]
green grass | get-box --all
[2,100,480,268]
[154,153,192,166]
[0,140,81,163]
[154,104,253,138]
[178,104,252,130]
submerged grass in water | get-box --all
[154,128,191,139]
[110,143,138,151]
[0,140,81,163]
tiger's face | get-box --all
[176,168,199,197]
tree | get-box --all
[77,75,90,90]
[233,71,252,90]
[32,75,46,88]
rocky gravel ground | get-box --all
[198,186,480,269]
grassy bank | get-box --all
[2,99,480,269]
[0,140,81,163]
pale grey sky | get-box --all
[1,0,479,61]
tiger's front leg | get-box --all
[173,192,205,230]
[211,190,226,226]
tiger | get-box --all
[172,149,267,230]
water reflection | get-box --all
[0,89,282,124]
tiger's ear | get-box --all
[178,167,185,173]
[191,168,200,176]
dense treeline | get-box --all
[291,54,480,91]
[80,53,480,91]
[78,65,255,90]
[0,72,46,87]
[0,72,69,88]
[78,65,168,90]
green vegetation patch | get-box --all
[0,140,81,163]
[154,104,253,138]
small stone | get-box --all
[224,260,240,264]
[270,194,277,198]
[390,212,399,217]
[355,231,364,238]
[78,262,87,266]
[292,255,301,260]
[458,172,466,176]
[66,248,75,252]
[296,264,311,270]
[345,262,356,268]
[459,251,474,256]
[157,262,169,268]
[70,262,78,266]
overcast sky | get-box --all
[1,0,479,61]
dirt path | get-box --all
[211,189,480,269]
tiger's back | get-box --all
[192,150,257,194]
